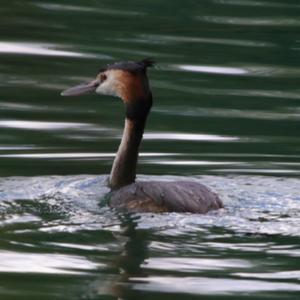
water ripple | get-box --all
[170,64,300,77]
[213,0,300,9]
[143,257,252,272]
[235,270,300,280]
[36,3,144,16]
[0,42,98,58]
[2,175,299,236]
[0,250,100,275]
[177,64,247,75]
[144,132,239,142]
[136,34,274,47]
[153,81,300,100]
[0,120,90,130]
[155,107,300,121]
[130,276,300,295]
[197,16,300,26]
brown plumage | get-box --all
[110,181,222,213]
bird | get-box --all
[61,59,223,213]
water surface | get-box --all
[1,0,300,299]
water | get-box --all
[1,0,300,299]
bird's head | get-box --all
[61,59,154,106]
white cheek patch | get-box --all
[96,75,120,98]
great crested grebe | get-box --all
[61,59,223,213]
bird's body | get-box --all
[110,181,222,213]
[61,59,223,213]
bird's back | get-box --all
[110,181,223,213]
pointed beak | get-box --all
[61,79,100,96]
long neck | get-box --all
[109,96,151,189]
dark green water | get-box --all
[1,0,300,299]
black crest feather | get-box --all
[139,58,155,68]
[102,58,155,74]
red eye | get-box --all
[100,74,107,82]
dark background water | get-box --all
[1,0,300,299]
[1,0,300,177]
